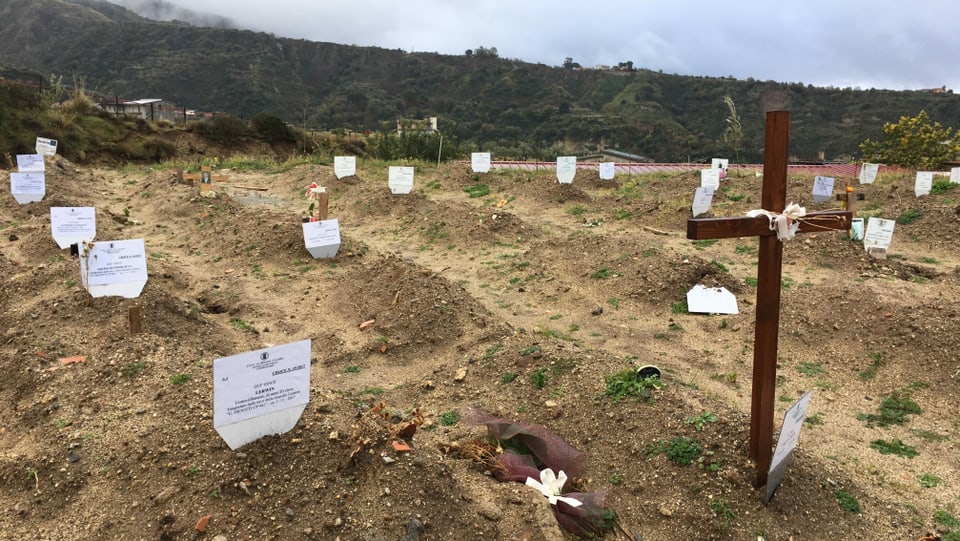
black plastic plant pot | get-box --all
[636,365,661,379]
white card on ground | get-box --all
[50,207,96,249]
[213,339,311,450]
[35,137,58,156]
[334,156,356,179]
[859,163,879,184]
[710,158,729,170]
[17,154,45,172]
[700,168,721,189]
[765,390,813,503]
[556,156,577,184]
[686,284,738,315]
[471,152,491,174]
[692,187,714,217]
[302,218,341,259]
[388,166,415,194]
[79,239,148,298]
[863,217,895,251]
[951,167,960,184]
[599,161,615,180]
[812,175,834,203]
[10,172,45,204]
[915,171,933,197]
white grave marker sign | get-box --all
[471,152,491,174]
[35,137,57,156]
[10,172,45,204]
[334,156,356,179]
[79,239,148,298]
[700,168,721,189]
[765,390,813,503]
[812,175,834,203]
[710,158,729,171]
[859,163,879,184]
[692,187,714,217]
[16,154,45,172]
[915,171,934,197]
[50,207,96,249]
[556,156,577,184]
[951,167,960,184]
[686,284,739,315]
[214,339,311,450]
[388,166,415,194]
[598,161,615,180]
[302,218,341,259]
[863,217,895,252]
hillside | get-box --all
[2,0,960,162]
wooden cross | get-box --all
[176,165,230,193]
[686,111,852,488]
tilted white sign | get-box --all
[686,284,738,315]
[471,152,491,174]
[556,156,577,184]
[859,163,879,184]
[79,239,148,298]
[388,166,415,194]
[213,339,311,450]
[35,137,57,156]
[50,207,96,249]
[765,391,813,503]
[692,187,715,218]
[302,218,341,258]
[700,168,721,189]
[17,154,45,172]
[10,172,45,204]
[334,156,356,179]
[598,161,615,180]
[915,171,933,197]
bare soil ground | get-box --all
[2,157,959,541]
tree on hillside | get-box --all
[721,95,743,173]
[859,110,960,169]
[473,46,498,58]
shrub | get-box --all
[665,437,702,465]
[252,112,296,143]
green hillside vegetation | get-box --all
[2,0,960,162]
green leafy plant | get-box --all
[665,437,702,466]
[439,410,460,426]
[834,489,861,513]
[344,366,360,374]
[805,413,825,426]
[591,268,614,279]
[603,369,663,403]
[918,473,943,488]
[529,368,549,389]
[860,110,960,170]
[567,205,588,216]
[859,391,921,427]
[797,361,824,377]
[870,438,918,458]
[501,372,517,383]
[230,319,253,331]
[859,351,886,380]
[694,239,718,250]
[121,361,146,377]
[896,208,922,225]
[463,183,490,198]
[744,277,758,287]
[670,301,688,314]
[170,373,191,385]
[709,497,736,530]
[931,179,957,195]
[686,412,718,431]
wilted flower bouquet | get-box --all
[304,182,327,222]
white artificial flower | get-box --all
[524,468,582,507]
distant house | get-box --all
[101,98,180,122]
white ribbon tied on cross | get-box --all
[524,468,583,507]
[746,203,806,241]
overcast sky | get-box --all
[110,0,959,92]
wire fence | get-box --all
[484,161,911,177]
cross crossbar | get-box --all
[688,211,851,240]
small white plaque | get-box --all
[388,166,415,194]
[951,167,960,184]
[863,217,895,251]
[692,187,714,217]
[213,339,311,450]
[599,162,615,180]
[556,156,577,184]
[79,239,148,298]
[765,390,813,503]
[334,156,356,179]
[710,158,729,171]
[914,171,933,197]
[302,218,341,259]
[17,154,45,172]
[859,163,879,184]
[50,207,96,249]
[35,137,58,156]
[686,284,738,315]
[812,175,834,203]
[471,152,491,174]
[10,172,45,204]
[700,168,721,189]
